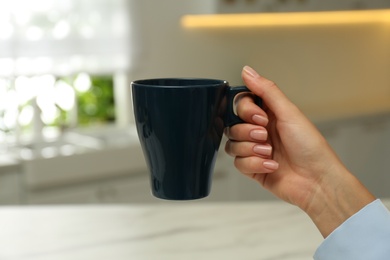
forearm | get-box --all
[304,166,376,238]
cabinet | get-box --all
[318,113,390,198]
[2,113,389,205]
[26,173,156,204]
[0,157,22,204]
[24,145,236,204]
[26,170,235,204]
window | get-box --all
[0,0,131,143]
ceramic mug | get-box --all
[132,78,261,200]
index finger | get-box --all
[242,66,301,122]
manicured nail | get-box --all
[252,115,268,126]
[253,145,272,156]
[250,129,267,141]
[263,160,279,170]
[243,66,260,78]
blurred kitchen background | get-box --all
[0,0,390,205]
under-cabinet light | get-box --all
[181,9,390,28]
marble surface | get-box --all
[0,200,389,260]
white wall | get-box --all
[129,1,390,121]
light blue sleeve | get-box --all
[314,199,390,260]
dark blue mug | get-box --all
[132,78,261,200]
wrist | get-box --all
[303,166,375,238]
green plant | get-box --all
[77,75,115,126]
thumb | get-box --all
[242,66,299,120]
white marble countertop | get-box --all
[0,201,323,260]
[1,200,389,260]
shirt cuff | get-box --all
[314,199,390,260]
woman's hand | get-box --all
[225,66,375,237]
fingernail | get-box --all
[252,115,268,126]
[250,129,267,141]
[263,160,279,170]
[253,145,272,156]
[243,66,259,78]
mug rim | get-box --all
[132,78,228,88]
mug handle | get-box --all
[225,86,263,127]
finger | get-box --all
[234,156,279,174]
[225,124,268,142]
[242,66,301,121]
[235,95,269,126]
[225,140,272,157]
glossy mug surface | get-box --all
[132,78,261,200]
